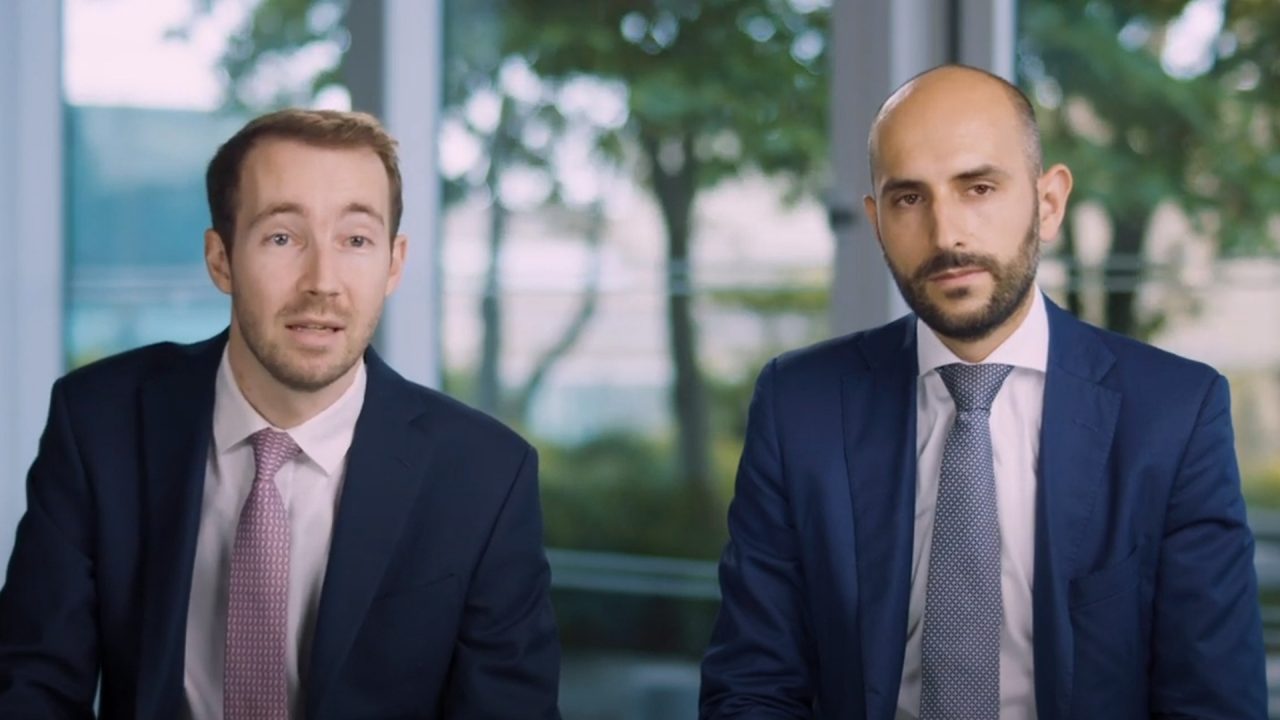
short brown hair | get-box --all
[206,108,404,250]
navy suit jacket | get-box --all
[701,298,1266,719]
[0,332,561,719]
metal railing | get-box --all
[547,548,719,601]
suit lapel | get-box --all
[1032,299,1120,720]
[135,334,225,719]
[305,351,435,714]
[844,316,919,720]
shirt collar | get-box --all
[212,348,367,477]
[916,287,1049,377]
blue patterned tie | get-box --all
[920,363,1014,720]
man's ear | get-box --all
[1035,163,1074,243]
[862,193,886,249]
[863,194,880,234]
[384,234,408,297]
[205,229,233,295]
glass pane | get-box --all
[63,0,349,368]
[440,1,831,715]
[103,0,833,714]
[1017,1,1280,711]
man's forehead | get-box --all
[235,144,390,222]
[239,141,387,191]
[878,115,1018,165]
[879,82,1019,139]
[872,98,1032,184]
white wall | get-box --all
[0,0,64,572]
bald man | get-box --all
[700,65,1265,720]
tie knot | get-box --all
[250,428,301,483]
[936,363,1014,412]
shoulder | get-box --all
[420,384,532,454]
[1048,307,1226,425]
[365,357,533,461]
[1062,312,1222,393]
[55,334,223,404]
[768,314,913,383]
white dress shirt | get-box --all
[183,350,366,720]
[895,289,1048,720]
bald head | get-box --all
[868,65,1042,191]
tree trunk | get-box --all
[1104,214,1146,338]
[512,202,606,422]
[477,99,514,416]
[643,133,712,509]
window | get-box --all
[436,0,832,709]
[62,0,349,368]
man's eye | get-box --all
[896,193,921,207]
[349,236,370,248]
[268,233,290,246]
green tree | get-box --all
[501,0,829,509]
[1019,0,1280,337]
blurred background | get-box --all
[1,0,1278,716]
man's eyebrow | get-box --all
[248,202,306,227]
[880,177,927,197]
[878,165,1013,197]
[245,202,386,228]
[953,164,1011,182]
[342,202,386,227]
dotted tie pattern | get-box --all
[920,363,1014,720]
[224,428,300,720]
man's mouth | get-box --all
[929,266,985,282]
[285,319,344,333]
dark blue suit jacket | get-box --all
[701,298,1265,719]
[0,332,561,719]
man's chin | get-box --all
[931,318,1001,343]
[915,299,1003,342]
[925,291,991,321]
[266,356,359,394]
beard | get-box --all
[889,201,1040,342]
[234,295,378,393]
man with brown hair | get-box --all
[0,109,562,719]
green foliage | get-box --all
[705,285,829,316]
[1020,0,1280,255]
[538,433,728,559]
[1023,3,1211,215]
[1244,465,1280,509]
[1018,0,1280,338]
[533,365,768,558]
[504,0,830,195]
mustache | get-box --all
[278,298,349,319]
[912,251,1001,283]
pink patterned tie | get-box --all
[225,428,299,719]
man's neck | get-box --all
[226,337,358,430]
[935,290,1036,363]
